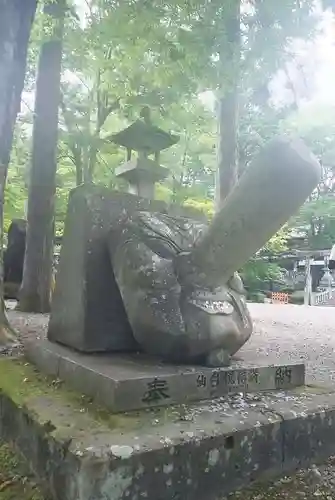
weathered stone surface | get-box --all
[25,338,305,413]
[179,137,321,288]
[107,137,320,365]
[115,157,169,199]
[108,118,179,154]
[48,184,165,352]
[49,137,320,366]
[1,358,335,500]
[268,391,335,472]
[4,219,27,284]
[109,212,252,365]
[4,219,27,299]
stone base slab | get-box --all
[24,339,305,413]
[1,358,335,500]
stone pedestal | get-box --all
[2,356,335,500]
[25,338,305,413]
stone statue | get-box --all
[109,137,321,366]
[109,212,252,366]
[48,136,321,367]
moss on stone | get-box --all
[0,358,184,436]
[0,358,83,407]
[0,358,139,429]
[0,443,44,500]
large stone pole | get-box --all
[179,137,321,287]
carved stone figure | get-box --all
[109,212,252,366]
[109,137,321,366]
[48,136,321,367]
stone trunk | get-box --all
[180,137,321,287]
[107,137,320,364]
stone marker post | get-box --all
[304,257,312,306]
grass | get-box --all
[0,357,142,433]
[0,444,44,500]
[0,357,194,437]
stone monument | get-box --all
[4,219,27,299]
[15,129,335,500]
[108,136,321,366]
[33,133,321,413]
[48,134,321,363]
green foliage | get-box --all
[283,104,335,249]
[0,443,44,499]
[183,198,214,219]
[263,227,289,254]
[54,0,319,189]
[241,260,285,294]
[3,0,326,293]
[4,126,28,233]
[241,226,289,294]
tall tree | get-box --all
[0,0,37,344]
[215,0,241,208]
[60,51,120,186]
[20,0,65,313]
[213,0,317,206]
[58,0,316,200]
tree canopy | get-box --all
[3,0,334,302]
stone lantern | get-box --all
[108,108,179,199]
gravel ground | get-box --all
[242,303,335,387]
[5,302,335,499]
[7,302,335,386]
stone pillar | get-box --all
[179,137,321,287]
[115,156,169,201]
[126,174,155,200]
[304,258,312,306]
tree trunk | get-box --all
[0,0,37,346]
[19,0,64,313]
[60,97,84,185]
[216,91,239,204]
[215,0,241,210]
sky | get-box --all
[272,10,335,108]
[309,14,335,105]
[21,3,335,116]
[199,10,335,111]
